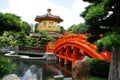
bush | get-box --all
[85,58,110,78]
[87,35,100,43]
[0,55,16,78]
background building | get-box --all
[35,8,63,39]
[34,9,64,52]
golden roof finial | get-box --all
[47,8,51,14]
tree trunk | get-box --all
[108,48,120,80]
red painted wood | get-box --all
[46,33,111,65]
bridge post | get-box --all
[59,49,63,63]
[72,47,78,65]
[54,33,110,68]
[64,46,70,65]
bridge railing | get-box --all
[54,33,97,51]
[46,32,110,62]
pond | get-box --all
[4,52,72,80]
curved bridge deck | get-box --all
[46,32,110,65]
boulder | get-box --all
[72,60,90,80]
[2,74,20,80]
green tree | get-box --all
[0,31,17,48]
[67,23,89,34]
[0,13,21,32]
[15,32,31,47]
[67,24,77,32]
[0,12,31,35]
[0,55,16,78]
[81,0,120,79]
[80,0,111,35]
[20,21,31,35]
[59,26,66,34]
[34,23,39,33]
[38,30,54,47]
[76,23,89,34]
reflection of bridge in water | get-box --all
[46,32,111,65]
[55,63,72,77]
[45,62,72,77]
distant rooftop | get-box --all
[35,9,63,23]
[30,32,62,37]
[47,32,62,37]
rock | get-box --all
[2,74,20,80]
[72,60,90,80]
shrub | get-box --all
[0,55,16,78]
[85,58,110,78]
[87,35,100,43]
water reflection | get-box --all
[9,59,71,80]
[22,65,43,80]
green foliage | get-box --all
[15,32,31,47]
[0,31,31,48]
[30,38,39,47]
[34,23,39,33]
[82,0,120,79]
[34,31,54,47]
[20,22,31,35]
[43,70,54,79]
[84,0,109,20]
[0,12,21,32]
[0,31,17,48]
[67,24,76,32]
[0,12,31,35]
[59,26,66,34]
[67,23,89,34]
[85,58,110,78]
[81,0,113,34]
[82,0,109,21]
[0,30,54,48]
[95,32,120,51]
[87,35,101,43]
[82,0,120,50]
[38,30,54,47]
[0,54,16,78]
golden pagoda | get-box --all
[35,9,63,39]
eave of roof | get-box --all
[35,14,63,23]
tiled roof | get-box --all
[30,33,62,37]
[47,32,62,37]
[35,9,63,23]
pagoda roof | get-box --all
[47,32,62,37]
[30,32,62,38]
[35,9,63,23]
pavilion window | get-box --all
[43,22,47,26]
[48,26,51,28]
[49,21,54,25]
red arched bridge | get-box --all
[46,32,110,65]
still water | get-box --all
[9,58,72,80]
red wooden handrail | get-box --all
[46,33,111,65]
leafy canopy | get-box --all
[0,12,31,35]
[67,23,89,34]
[81,0,120,51]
